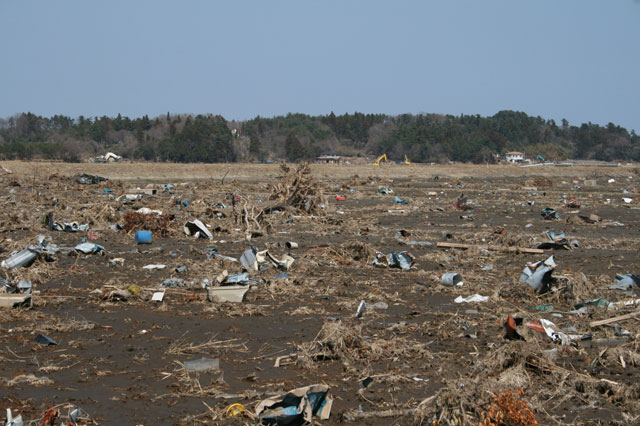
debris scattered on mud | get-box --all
[1,162,640,425]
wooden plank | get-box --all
[590,311,640,328]
[436,242,544,254]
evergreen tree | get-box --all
[285,133,304,162]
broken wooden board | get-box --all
[590,311,640,328]
[436,242,544,254]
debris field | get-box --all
[1,161,640,425]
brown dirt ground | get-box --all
[1,161,639,425]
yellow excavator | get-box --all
[404,154,411,165]
[373,154,387,166]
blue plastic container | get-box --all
[135,231,152,244]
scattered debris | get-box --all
[255,384,333,425]
[373,251,414,270]
[441,272,463,287]
[183,357,220,372]
[75,173,108,185]
[206,286,249,303]
[184,219,213,240]
[35,334,57,346]
[609,274,640,291]
[437,242,544,254]
[454,294,489,303]
[520,255,556,293]
[135,230,153,244]
[74,243,105,255]
[541,207,560,220]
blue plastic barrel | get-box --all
[135,231,152,244]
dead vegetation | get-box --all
[123,212,174,236]
[296,320,432,370]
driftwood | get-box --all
[343,408,416,421]
[342,395,436,421]
[437,242,544,254]
[590,311,640,328]
[269,163,324,214]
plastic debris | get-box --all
[541,208,560,220]
[206,285,249,303]
[75,174,108,185]
[378,186,393,195]
[373,251,414,270]
[370,301,388,310]
[255,384,333,425]
[537,231,570,250]
[109,258,125,267]
[539,319,590,346]
[519,255,556,293]
[184,219,213,240]
[74,243,105,255]
[240,247,259,270]
[575,298,610,310]
[454,294,489,303]
[35,334,57,346]
[504,315,525,341]
[52,222,88,232]
[136,207,163,215]
[151,291,165,302]
[394,196,408,204]
[241,246,295,271]
[5,409,23,426]
[226,273,250,284]
[162,278,186,287]
[142,264,166,270]
[441,273,463,287]
[135,230,153,244]
[609,274,640,291]
[226,403,246,418]
[184,357,220,372]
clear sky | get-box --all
[1,0,638,131]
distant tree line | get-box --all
[0,110,638,163]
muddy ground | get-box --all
[1,161,639,425]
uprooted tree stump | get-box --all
[269,163,325,215]
[236,163,326,239]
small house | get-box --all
[505,152,524,164]
[316,153,341,164]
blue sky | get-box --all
[1,0,638,131]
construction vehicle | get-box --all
[404,154,411,165]
[536,154,545,163]
[373,154,387,166]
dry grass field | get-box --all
[2,160,637,182]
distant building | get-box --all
[316,153,341,164]
[505,151,524,164]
